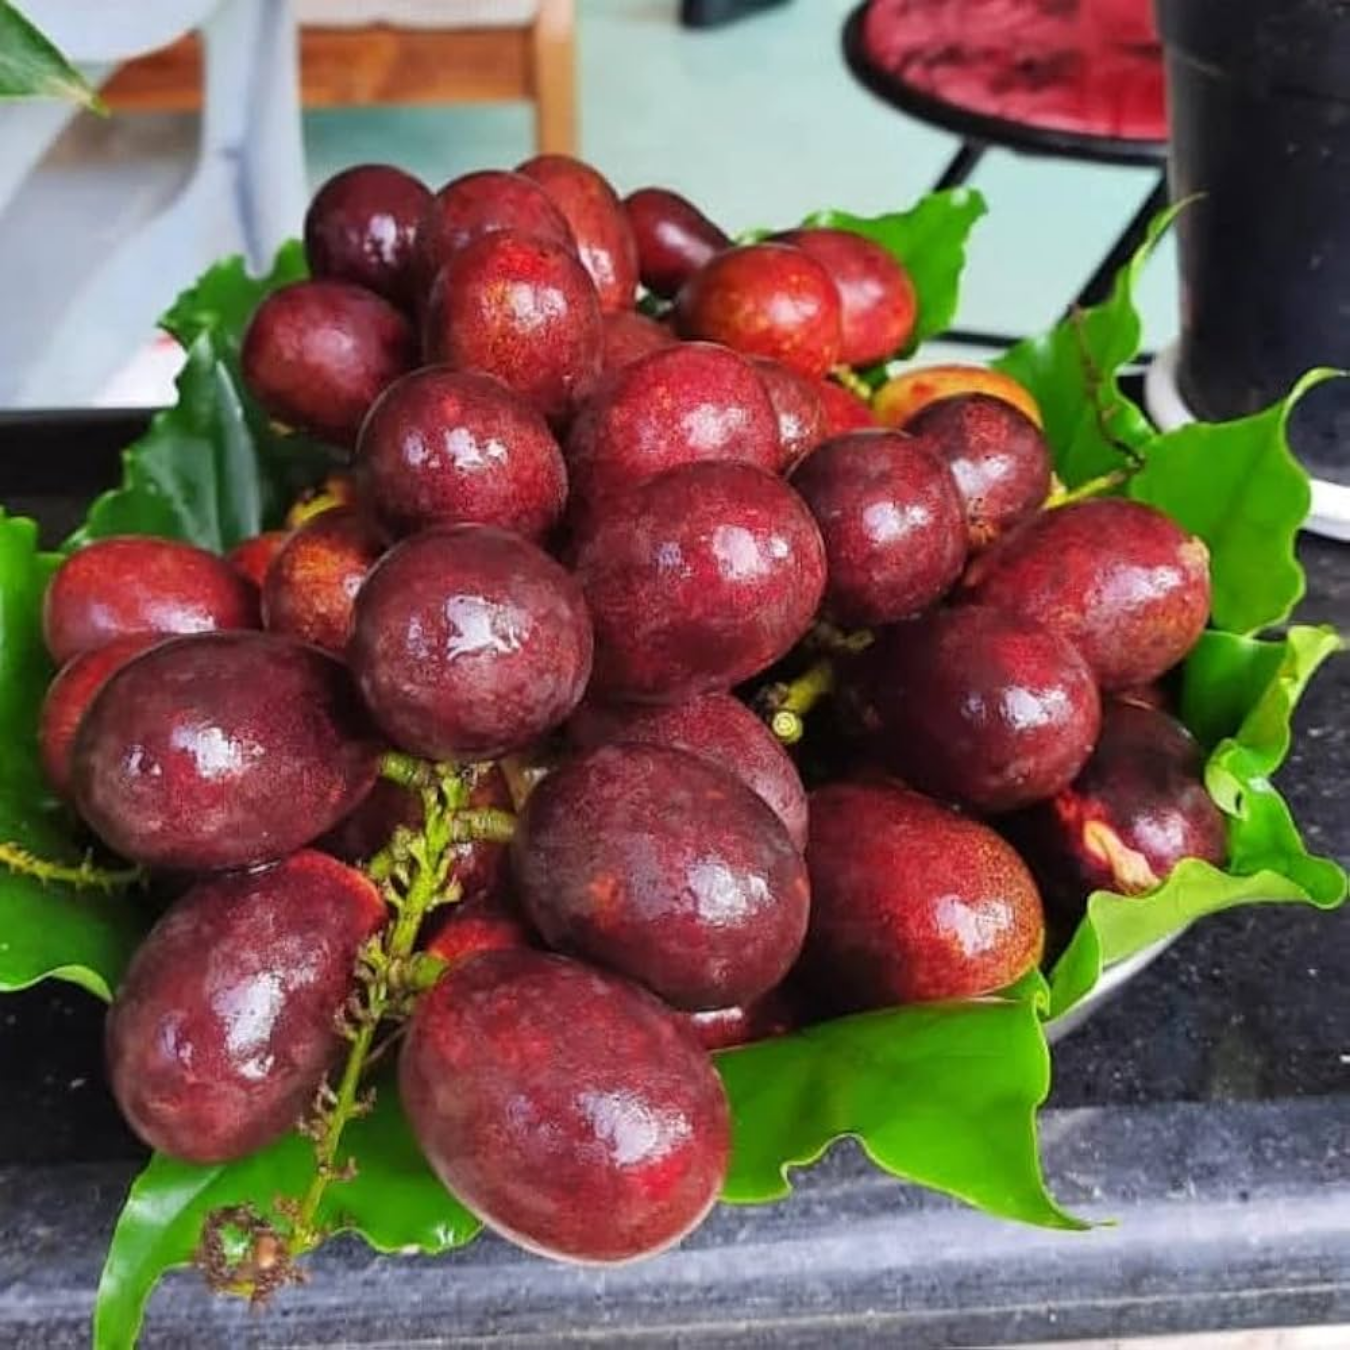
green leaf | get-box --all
[0,512,148,999]
[804,188,987,353]
[68,244,331,554]
[94,1085,481,1350]
[1127,371,1336,634]
[994,204,1186,487]
[716,998,1083,1229]
[0,1,106,112]
[1047,625,1347,1020]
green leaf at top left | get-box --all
[0,512,147,999]
[0,1,105,112]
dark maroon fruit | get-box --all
[261,507,385,653]
[39,635,162,799]
[805,780,1044,1007]
[574,460,826,703]
[518,154,639,313]
[304,163,431,308]
[44,536,259,666]
[241,279,416,448]
[326,765,514,906]
[753,357,827,473]
[775,227,917,365]
[962,498,1212,690]
[623,187,730,298]
[859,604,1102,813]
[107,851,385,1163]
[401,949,730,1262]
[72,633,380,871]
[423,888,534,970]
[816,377,878,435]
[424,231,603,425]
[226,531,289,589]
[904,393,1052,549]
[683,988,796,1051]
[1012,702,1227,902]
[790,430,967,626]
[513,743,810,1010]
[674,242,843,379]
[356,367,567,542]
[413,169,575,290]
[350,524,592,760]
[567,690,809,850]
[565,342,780,521]
[600,310,675,372]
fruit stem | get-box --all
[757,658,836,746]
[0,842,144,893]
[449,807,516,844]
[378,750,440,791]
[1045,468,1130,509]
[830,364,875,403]
[808,621,874,656]
[283,765,476,1256]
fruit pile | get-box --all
[29,156,1241,1278]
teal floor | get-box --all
[304,0,1179,350]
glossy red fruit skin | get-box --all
[326,765,514,905]
[424,888,534,970]
[350,524,592,760]
[304,163,431,308]
[962,498,1212,690]
[816,378,878,435]
[44,536,259,665]
[575,461,826,703]
[566,342,780,521]
[424,232,603,426]
[862,604,1102,813]
[790,430,968,626]
[518,154,639,313]
[226,531,290,589]
[674,242,843,379]
[401,949,730,1263]
[261,507,386,653]
[39,635,162,799]
[1012,702,1227,903]
[413,169,576,291]
[106,851,385,1163]
[623,187,730,298]
[904,394,1052,549]
[776,227,917,365]
[568,691,808,850]
[600,310,676,373]
[805,780,1045,1007]
[356,367,567,542]
[752,357,827,473]
[72,633,381,871]
[241,280,416,448]
[513,743,810,1010]
[683,987,797,1051]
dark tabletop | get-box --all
[0,420,1347,1347]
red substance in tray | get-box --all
[859,0,1166,143]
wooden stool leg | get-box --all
[531,0,576,155]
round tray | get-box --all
[1045,934,1178,1042]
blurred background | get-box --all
[1,0,1178,408]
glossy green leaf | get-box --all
[94,1084,481,1350]
[1047,625,1347,1020]
[1127,371,1335,634]
[0,1,105,112]
[0,512,148,999]
[994,204,1185,487]
[805,188,987,352]
[716,998,1083,1228]
[68,245,331,553]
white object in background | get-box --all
[0,0,307,408]
[293,0,538,26]
[1145,341,1350,543]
